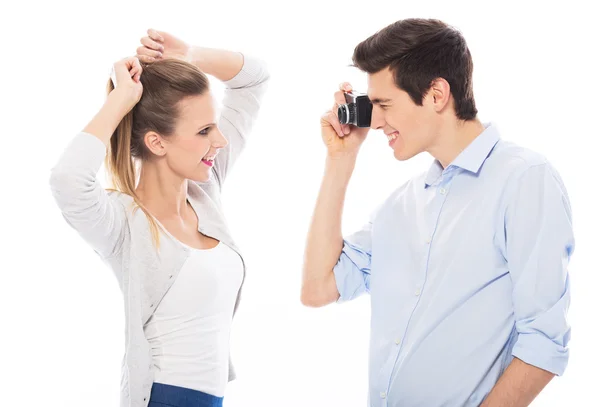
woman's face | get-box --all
[158,92,228,183]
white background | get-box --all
[1,0,598,406]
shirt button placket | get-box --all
[380,390,388,407]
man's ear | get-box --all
[427,78,451,112]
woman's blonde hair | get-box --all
[105,59,210,248]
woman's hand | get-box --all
[83,56,143,146]
[110,56,143,112]
[136,29,190,63]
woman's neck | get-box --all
[135,163,189,218]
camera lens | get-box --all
[338,105,349,124]
[338,103,356,126]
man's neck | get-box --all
[427,118,486,169]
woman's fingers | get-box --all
[113,56,141,85]
[147,28,165,42]
[141,36,164,52]
[130,57,143,82]
[136,54,156,64]
[136,45,162,60]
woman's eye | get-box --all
[199,127,211,135]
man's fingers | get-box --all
[334,90,347,107]
[332,97,350,135]
[339,82,353,92]
[322,111,345,139]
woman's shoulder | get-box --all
[105,189,149,226]
[106,188,133,199]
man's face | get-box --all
[367,68,439,161]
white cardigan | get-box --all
[49,55,269,407]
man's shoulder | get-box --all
[489,139,550,174]
[486,139,568,202]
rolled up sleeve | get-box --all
[334,220,373,303]
[505,163,575,376]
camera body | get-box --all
[337,92,373,128]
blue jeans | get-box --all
[148,382,224,407]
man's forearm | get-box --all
[188,46,244,82]
[301,156,356,306]
[479,357,555,407]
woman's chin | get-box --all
[187,171,211,184]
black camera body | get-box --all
[337,92,373,128]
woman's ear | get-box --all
[144,131,167,156]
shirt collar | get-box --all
[424,123,500,187]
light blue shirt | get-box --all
[334,123,574,407]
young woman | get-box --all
[49,29,269,407]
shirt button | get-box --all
[380,392,387,399]
[395,338,401,345]
[426,237,431,244]
[440,188,447,195]
[415,288,421,296]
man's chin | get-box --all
[393,148,415,161]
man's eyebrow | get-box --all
[369,98,392,105]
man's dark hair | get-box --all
[353,18,477,121]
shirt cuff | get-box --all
[332,243,370,303]
[512,332,570,376]
[333,261,348,304]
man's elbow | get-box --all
[301,291,326,308]
[300,280,337,308]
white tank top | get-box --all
[144,240,243,397]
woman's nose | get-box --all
[212,129,229,148]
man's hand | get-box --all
[321,82,369,160]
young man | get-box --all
[301,18,574,407]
